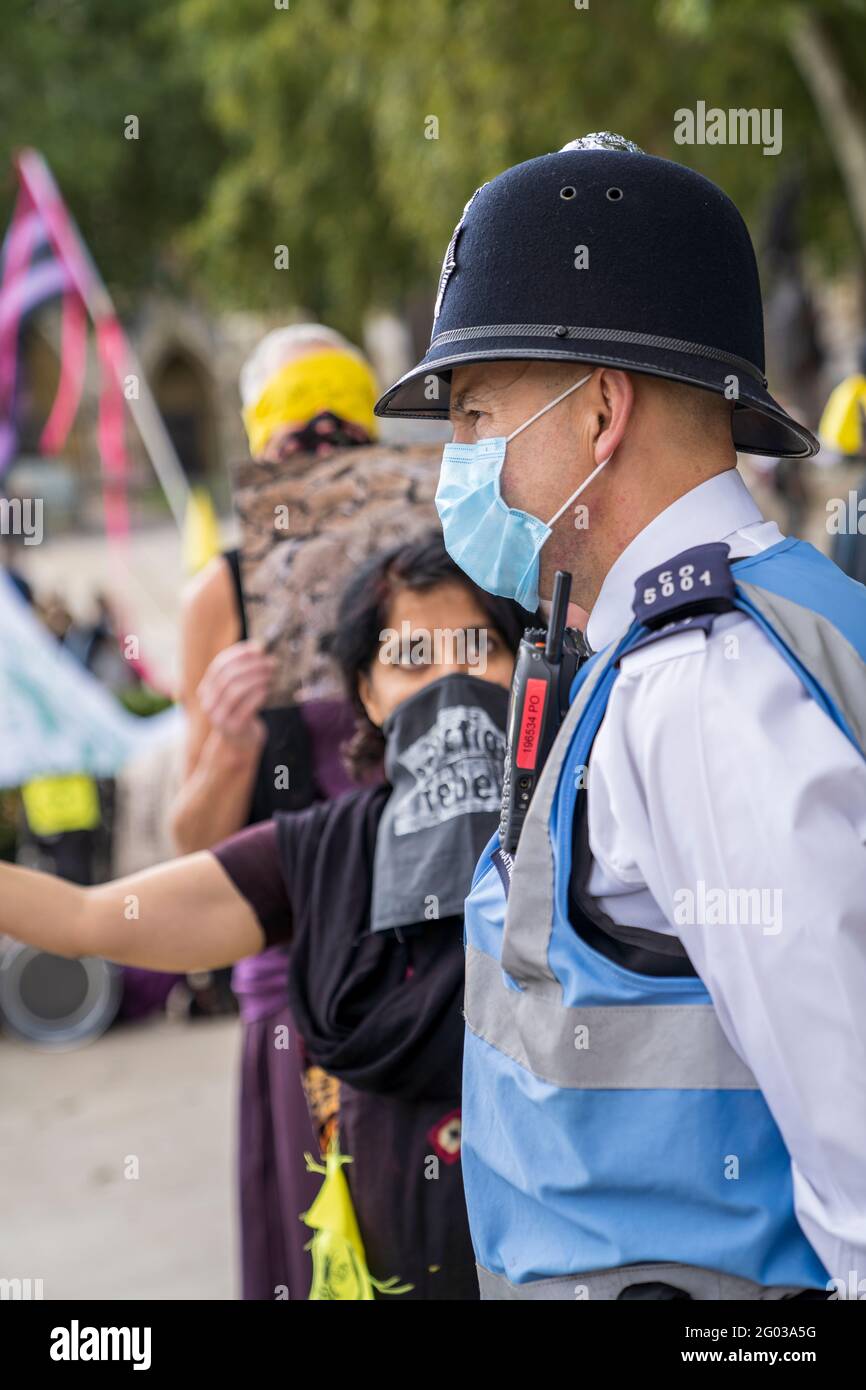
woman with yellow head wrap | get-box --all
[170,322,439,1301]
[240,324,379,461]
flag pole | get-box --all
[14,149,191,531]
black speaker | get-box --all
[0,940,121,1047]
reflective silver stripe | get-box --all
[502,648,612,990]
[737,579,866,755]
[476,1263,813,1301]
[465,945,759,1090]
[429,323,767,386]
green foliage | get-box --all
[0,0,225,306]
[116,687,173,718]
[2,0,865,332]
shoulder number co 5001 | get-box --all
[642,563,714,606]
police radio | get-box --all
[499,571,587,854]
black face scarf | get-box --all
[370,673,509,934]
[284,675,509,1102]
[269,409,372,460]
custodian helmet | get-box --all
[375,134,817,458]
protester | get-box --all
[169,324,383,1297]
[0,532,528,1298]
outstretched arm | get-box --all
[0,853,265,972]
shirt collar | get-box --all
[585,469,766,652]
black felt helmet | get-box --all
[375,134,817,458]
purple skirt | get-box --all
[237,1002,320,1300]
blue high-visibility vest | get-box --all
[463,537,866,1297]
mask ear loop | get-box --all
[500,367,609,526]
[505,371,594,443]
[546,453,612,528]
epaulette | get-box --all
[619,541,737,662]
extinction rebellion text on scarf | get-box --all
[370,674,509,933]
[50,1320,152,1371]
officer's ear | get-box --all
[594,369,633,464]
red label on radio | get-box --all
[516,678,548,769]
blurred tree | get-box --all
[0,0,224,307]
[784,4,866,259]
[3,0,865,333]
[175,0,866,329]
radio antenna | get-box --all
[545,570,572,662]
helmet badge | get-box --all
[558,131,643,154]
[433,182,487,328]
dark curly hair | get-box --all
[328,529,533,780]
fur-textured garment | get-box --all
[232,442,440,704]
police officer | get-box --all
[374,134,866,1300]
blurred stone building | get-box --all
[7,294,428,538]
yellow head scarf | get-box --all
[242,348,379,456]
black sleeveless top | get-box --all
[224,549,316,821]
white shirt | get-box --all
[583,468,866,1286]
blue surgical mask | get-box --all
[435,372,610,610]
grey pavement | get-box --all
[0,1014,240,1301]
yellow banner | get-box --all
[21,774,101,836]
